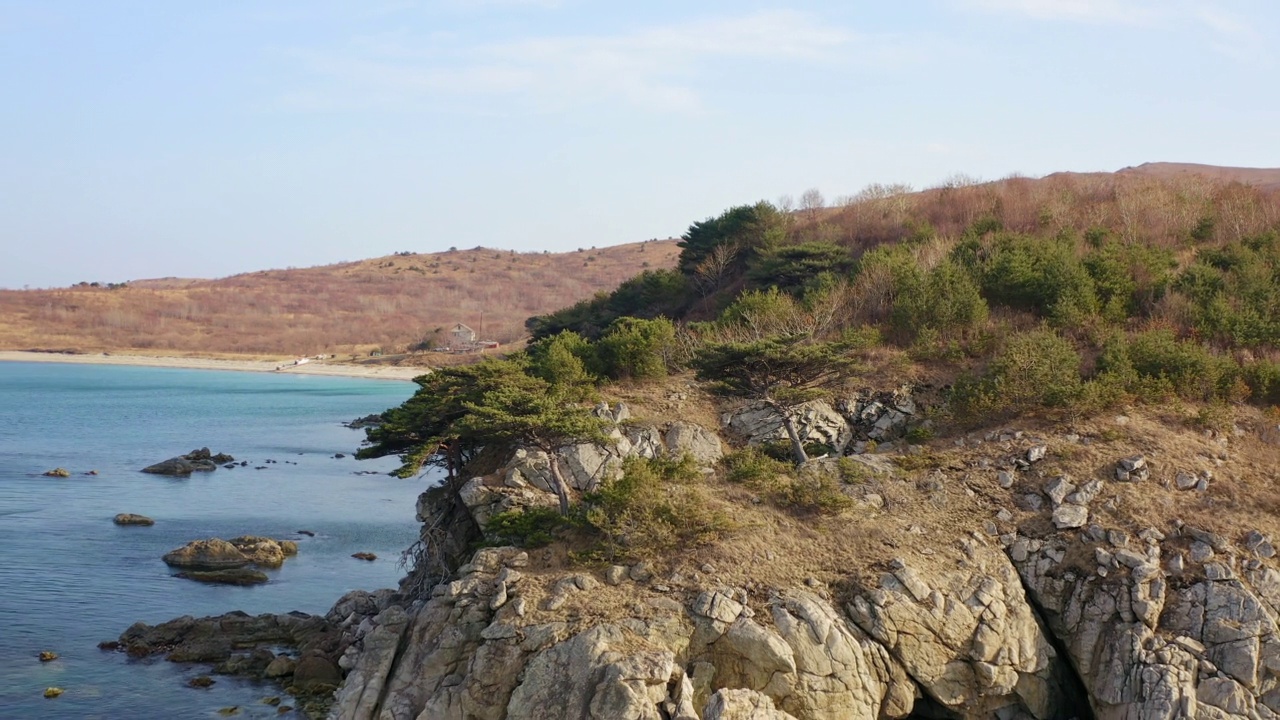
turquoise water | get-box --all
[0,362,429,719]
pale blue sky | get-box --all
[2,0,1277,288]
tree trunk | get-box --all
[548,457,572,516]
[779,412,809,465]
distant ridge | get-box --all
[1116,162,1280,190]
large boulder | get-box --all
[666,422,724,468]
[227,536,289,568]
[162,539,250,570]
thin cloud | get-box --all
[960,0,1162,25]
[276,10,901,114]
[958,0,1270,61]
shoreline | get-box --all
[0,350,428,381]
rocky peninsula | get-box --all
[108,384,1280,719]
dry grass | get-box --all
[500,364,1280,632]
[807,166,1280,255]
[0,240,680,357]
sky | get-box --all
[1,0,1277,288]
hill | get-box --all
[0,240,680,357]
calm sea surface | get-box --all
[0,362,430,719]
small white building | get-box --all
[450,323,477,348]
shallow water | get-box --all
[0,362,430,719]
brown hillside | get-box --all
[1117,161,1280,191]
[814,163,1280,253]
[0,241,680,356]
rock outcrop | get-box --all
[142,447,234,475]
[162,536,299,580]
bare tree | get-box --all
[692,242,739,297]
[800,188,825,220]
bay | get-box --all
[0,362,428,719]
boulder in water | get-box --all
[227,536,291,567]
[142,448,232,475]
[113,513,154,526]
[42,468,71,478]
[163,539,250,570]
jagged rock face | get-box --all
[1012,522,1280,720]
[326,544,1083,720]
[724,401,852,451]
[845,549,1080,720]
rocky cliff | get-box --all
[319,389,1280,719]
[134,387,1280,720]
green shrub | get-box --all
[595,316,676,380]
[1175,234,1280,348]
[723,446,792,485]
[485,507,572,548]
[891,258,988,342]
[964,234,1099,326]
[836,456,874,483]
[987,329,1084,407]
[581,456,732,561]
[526,331,599,393]
[722,447,851,514]
[1243,361,1280,405]
[1083,240,1176,322]
[1127,329,1239,401]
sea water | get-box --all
[0,362,430,719]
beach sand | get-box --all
[0,350,428,381]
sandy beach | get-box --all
[0,350,429,380]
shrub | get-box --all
[581,456,732,561]
[723,446,792,484]
[1083,240,1176,322]
[526,331,599,392]
[722,447,852,514]
[965,234,1098,326]
[594,316,677,380]
[1243,360,1280,405]
[1126,329,1239,401]
[949,328,1083,419]
[484,507,571,548]
[986,328,1084,407]
[891,258,988,342]
[776,466,853,515]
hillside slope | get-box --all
[0,240,679,356]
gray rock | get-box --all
[1044,476,1076,506]
[666,422,724,467]
[1052,503,1089,529]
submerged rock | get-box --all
[176,569,269,586]
[42,467,71,478]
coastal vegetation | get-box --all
[358,166,1280,590]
